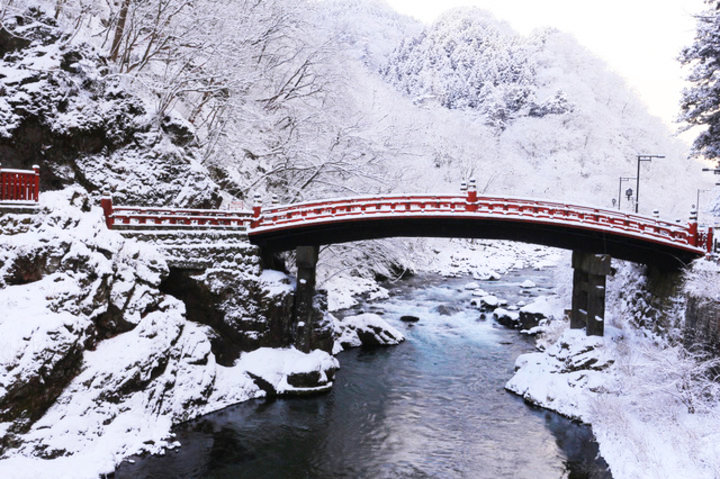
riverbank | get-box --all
[507,260,720,479]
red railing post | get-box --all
[100,192,114,229]
[688,208,699,246]
[32,164,39,202]
[467,178,478,212]
[251,193,262,228]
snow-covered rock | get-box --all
[332,313,405,353]
[520,279,536,289]
[477,294,507,311]
[513,295,565,332]
[238,347,339,396]
[493,307,520,328]
[505,328,615,421]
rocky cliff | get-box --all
[0,9,220,207]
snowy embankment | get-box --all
[507,261,720,479]
[0,190,339,478]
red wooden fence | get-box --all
[0,165,40,202]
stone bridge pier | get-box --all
[571,251,611,336]
[293,245,333,353]
[290,246,613,339]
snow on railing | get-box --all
[100,195,253,229]
[0,164,39,202]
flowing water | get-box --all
[117,269,611,479]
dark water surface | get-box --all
[117,270,611,479]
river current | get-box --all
[117,269,611,478]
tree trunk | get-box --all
[110,0,131,63]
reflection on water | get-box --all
[117,270,611,479]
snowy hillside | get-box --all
[315,6,710,219]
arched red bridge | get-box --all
[101,187,712,267]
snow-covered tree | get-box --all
[381,8,538,130]
[679,0,720,162]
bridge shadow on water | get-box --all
[116,271,612,479]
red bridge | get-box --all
[100,183,712,339]
[101,186,712,267]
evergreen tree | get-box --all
[679,0,720,162]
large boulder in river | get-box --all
[333,313,405,352]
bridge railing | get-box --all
[253,194,700,250]
[0,165,40,202]
[99,188,711,255]
[101,195,253,229]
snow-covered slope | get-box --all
[315,5,710,219]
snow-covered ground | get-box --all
[506,260,720,479]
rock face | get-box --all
[683,259,720,354]
[0,10,221,208]
[0,189,170,435]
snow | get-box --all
[324,274,390,311]
[684,258,720,299]
[260,269,294,296]
[237,347,339,394]
[520,295,564,318]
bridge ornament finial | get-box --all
[689,207,699,247]
[100,192,113,229]
[252,193,263,228]
[466,178,478,211]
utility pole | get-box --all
[635,154,664,213]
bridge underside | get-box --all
[249,217,699,268]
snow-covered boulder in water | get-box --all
[333,313,405,352]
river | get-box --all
[117,269,611,478]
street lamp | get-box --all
[635,154,664,213]
[617,176,636,211]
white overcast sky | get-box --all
[384,0,705,131]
